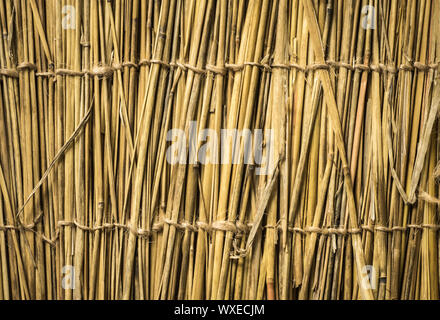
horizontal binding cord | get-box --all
[36,65,124,78]
[137,59,209,76]
[225,61,271,72]
[206,64,227,76]
[155,218,252,234]
[288,226,362,236]
[0,68,19,78]
[2,217,439,247]
[0,217,254,246]
[0,212,44,233]
[272,60,438,74]
[1,59,437,80]
[286,223,440,236]
[17,62,38,71]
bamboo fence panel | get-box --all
[0,0,438,300]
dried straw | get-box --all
[0,0,439,300]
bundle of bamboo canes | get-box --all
[0,0,439,300]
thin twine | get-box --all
[2,216,440,248]
[2,59,435,81]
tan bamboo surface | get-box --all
[0,0,439,300]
